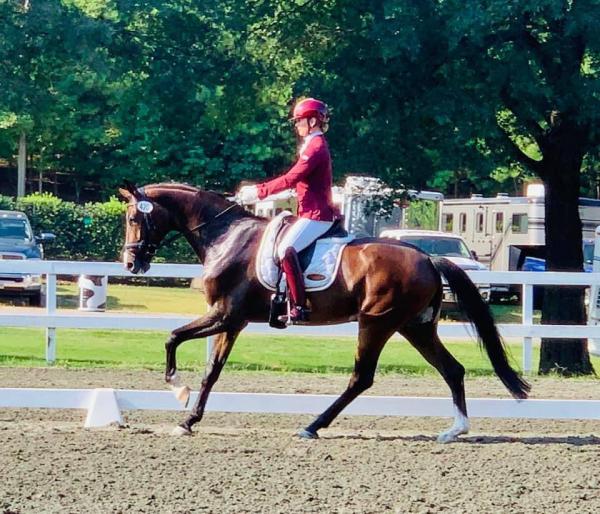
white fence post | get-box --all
[522,284,534,373]
[45,272,57,364]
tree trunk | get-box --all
[17,132,26,198]
[539,120,594,375]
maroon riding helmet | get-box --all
[292,98,329,122]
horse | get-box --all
[119,181,530,442]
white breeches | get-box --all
[277,218,334,260]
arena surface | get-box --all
[1,368,600,513]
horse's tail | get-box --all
[431,257,530,399]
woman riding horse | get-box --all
[238,98,338,323]
[120,177,529,442]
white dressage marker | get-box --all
[84,388,124,428]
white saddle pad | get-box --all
[256,211,355,292]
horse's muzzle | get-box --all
[123,249,151,275]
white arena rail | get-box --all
[2,388,600,428]
[2,261,600,427]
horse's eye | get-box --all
[128,216,136,226]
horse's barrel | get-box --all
[78,275,108,312]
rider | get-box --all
[238,97,338,323]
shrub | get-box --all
[0,195,16,210]
[6,193,196,263]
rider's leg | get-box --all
[277,218,333,322]
[280,247,308,321]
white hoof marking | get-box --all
[172,425,192,437]
[170,385,191,408]
[167,375,191,408]
[437,406,469,444]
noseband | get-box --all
[124,187,240,260]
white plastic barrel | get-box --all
[78,275,108,312]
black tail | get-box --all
[431,257,530,399]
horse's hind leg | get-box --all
[400,322,468,443]
[299,314,395,439]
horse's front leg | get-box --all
[173,328,242,436]
[165,310,229,407]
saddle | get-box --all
[255,211,355,293]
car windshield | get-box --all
[0,218,32,240]
[400,236,472,258]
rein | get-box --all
[160,203,240,248]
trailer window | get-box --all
[495,212,504,233]
[475,212,484,233]
[511,213,528,233]
[459,213,467,233]
[442,213,453,232]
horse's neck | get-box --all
[156,188,264,269]
[202,217,265,279]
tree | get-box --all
[437,0,600,375]
[0,0,119,198]
[251,0,599,374]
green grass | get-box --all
[53,282,207,314]
[4,326,599,377]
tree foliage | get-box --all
[1,0,598,373]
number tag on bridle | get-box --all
[137,200,154,213]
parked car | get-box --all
[379,229,491,309]
[522,239,594,309]
[0,210,55,306]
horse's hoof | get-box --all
[437,433,456,444]
[436,430,465,444]
[170,385,191,408]
[172,425,192,437]
[297,428,319,439]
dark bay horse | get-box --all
[119,182,530,442]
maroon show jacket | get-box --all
[256,134,338,221]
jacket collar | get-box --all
[299,130,323,155]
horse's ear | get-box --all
[123,179,138,195]
[118,187,132,201]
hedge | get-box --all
[0,193,196,263]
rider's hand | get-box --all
[238,185,259,204]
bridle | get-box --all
[124,187,240,262]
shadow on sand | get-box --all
[320,433,600,446]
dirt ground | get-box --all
[1,368,600,514]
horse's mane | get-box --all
[144,182,202,193]
[144,181,263,221]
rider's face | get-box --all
[294,118,309,137]
[294,117,318,138]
